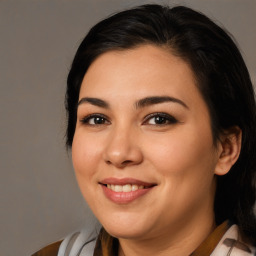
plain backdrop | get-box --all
[1,0,255,255]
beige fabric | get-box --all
[211,225,256,256]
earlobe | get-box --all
[214,126,242,176]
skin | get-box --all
[72,45,241,256]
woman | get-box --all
[33,4,256,256]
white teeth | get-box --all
[114,185,123,192]
[123,184,132,192]
[132,184,138,191]
[107,184,145,192]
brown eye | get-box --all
[89,116,106,124]
[149,116,168,124]
[144,113,178,125]
[80,114,110,125]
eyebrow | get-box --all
[77,96,188,109]
[77,97,109,108]
[135,96,189,109]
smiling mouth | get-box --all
[104,184,153,192]
[99,178,156,203]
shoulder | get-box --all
[31,240,62,256]
[57,229,97,256]
[31,223,100,256]
[211,224,256,256]
[31,232,97,256]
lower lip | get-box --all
[101,185,153,204]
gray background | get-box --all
[1,0,255,255]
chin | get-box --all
[105,225,148,240]
[99,213,152,239]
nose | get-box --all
[103,126,143,168]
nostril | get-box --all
[105,159,134,168]
[121,160,133,165]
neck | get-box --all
[118,212,216,256]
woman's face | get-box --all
[72,45,222,240]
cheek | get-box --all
[71,132,104,210]
[144,124,216,179]
[72,131,102,183]
[144,127,217,213]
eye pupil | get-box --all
[155,116,166,124]
[94,117,105,124]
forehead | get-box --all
[79,45,200,103]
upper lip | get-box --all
[99,177,156,187]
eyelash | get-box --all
[79,112,178,126]
[80,114,110,125]
[143,112,178,126]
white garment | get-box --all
[59,224,256,256]
[211,225,256,256]
[57,224,99,256]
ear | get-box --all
[214,126,242,176]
